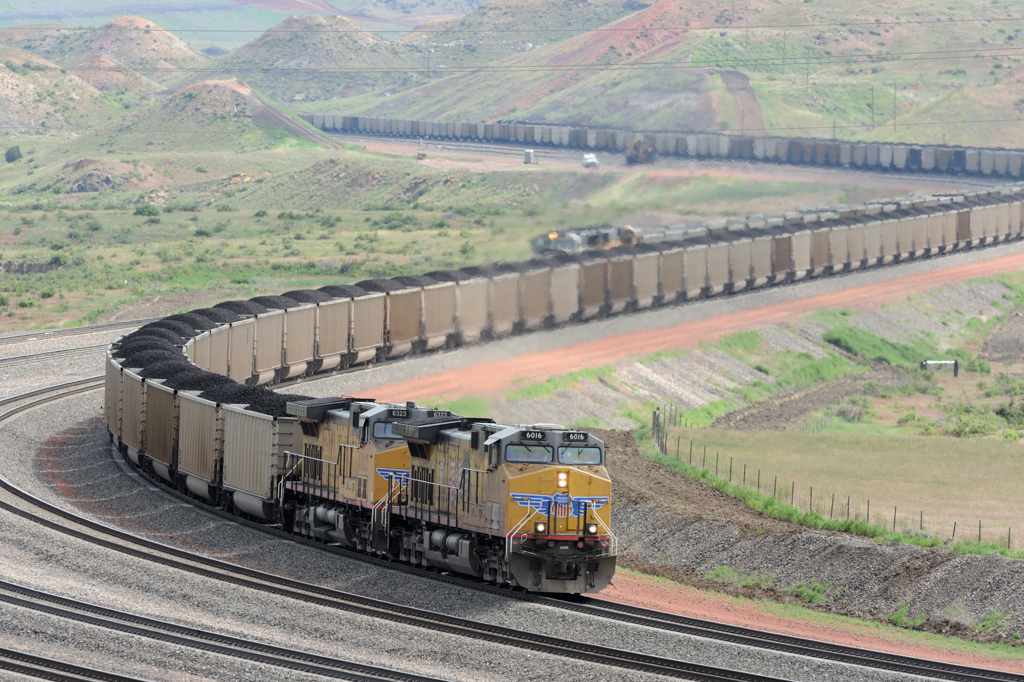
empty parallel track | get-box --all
[0,383,794,682]
[0,318,158,348]
[0,345,107,369]
[123,429,1024,682]
[0,580,444,682]
[0,645,142,681]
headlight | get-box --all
[586,523,599,535]
[557,472,568,488]
[534,522,547,534]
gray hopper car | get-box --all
[306,115,1024,179]
[105,186,1024,540]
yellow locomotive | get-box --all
[283,397,616,593]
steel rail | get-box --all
[144,466,1024,682]
[0,580,444,682]
[0,377,103,409]
[0,388,792,681]
[0,344,107,369]
[0,644,144,681]
[0,318,161,347]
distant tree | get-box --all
[4,146,22,163]
[134,204,160,216]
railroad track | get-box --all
[0,645,143,681]
[0,580,445,682]
[0,383,794,682]
[0,344,108,369]
[141,467,1023,682]
[0,318,158,348]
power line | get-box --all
[2,115,1024,136]
[35,47,1024,74]
[1,15,1023,34]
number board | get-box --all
[429,409,452,418]
[521,430,546,440]
[388,408,410,419]
[562,432,588,442]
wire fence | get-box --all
[650,406,1016,550]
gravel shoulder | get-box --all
[0,394,924,682]
[603,428,1024,651]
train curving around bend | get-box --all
[106,184,1022,592]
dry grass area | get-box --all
[666,421,1024,546]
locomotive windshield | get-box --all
[558,446,602,465]
[505,444,553,463]
[373,422,396,439]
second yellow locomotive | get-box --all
[283,397,616,594]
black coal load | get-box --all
[215,300,268,316]
[393,275,438,287]
[190,307,241,324]
[163,369,235,391]
[166,312,217,331]
[122,348,185,369]
[355,279,407,293]
[198,383,267,405]
[113,337,179,359]
[121,326,184,346]
[281,289,331,304]
[146,319,199,339]
[423,270,460,282]
[318,285,368,299]
[250,295,301,310]
[247,392,313,418]
[139,360,195,380]
[456,266,488,280]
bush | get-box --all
[887,602,926,627]
[49,253,68,266]
[254,210,268,218]
[134,204,160,216]
[194,228,212,238]
[145,217,160,224]
[5,146,22,163]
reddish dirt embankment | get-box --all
[372,249,1024,402]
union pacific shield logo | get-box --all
[375,468,410,489]
[510,493,608,517]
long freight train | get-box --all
[106,184,1023,592]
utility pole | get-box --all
[870,85,875,130]
[782,32,786,75]
[745,0,750,42]
[805,47,810,92]
[893,81,897,132]
[731,0,736,25]
[833,106,837,139]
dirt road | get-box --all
[366,246,1024,402]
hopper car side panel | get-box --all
[228,319,255,382]
[454,279,488,343]
[520,268,552,330]
[488,273,520,335]
[682,244,708,298]
[387,289,422,357]
[317,298,351,370]
[177,393,220,492]
[144,380,177,482]
[352,294,385,363]
[658,248,684,302]
[632,252,659,308]
[607,256,633,313]
[423,283,457,349]
[105,356,122,439]
[209,327,229,377]
[255,311,285,383]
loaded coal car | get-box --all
[283,397,616,594]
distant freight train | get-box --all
[107,184,1022,592]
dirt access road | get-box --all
[357,242,1024,403]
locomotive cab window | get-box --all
[504,444,553,464]
[373,422,396,439]
[557,446,602,465]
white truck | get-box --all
[582,153,599,168]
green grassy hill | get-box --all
[107,78,335,152]
[316,0,1024,147]
[0,16,203,89]
[185,14,427,103]
[0,47,120,130]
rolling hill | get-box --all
[0,16,203,89]
[312,0,1024,147]
[191,15,424,103]
[0,46,115,130]
[108,78,337,151]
